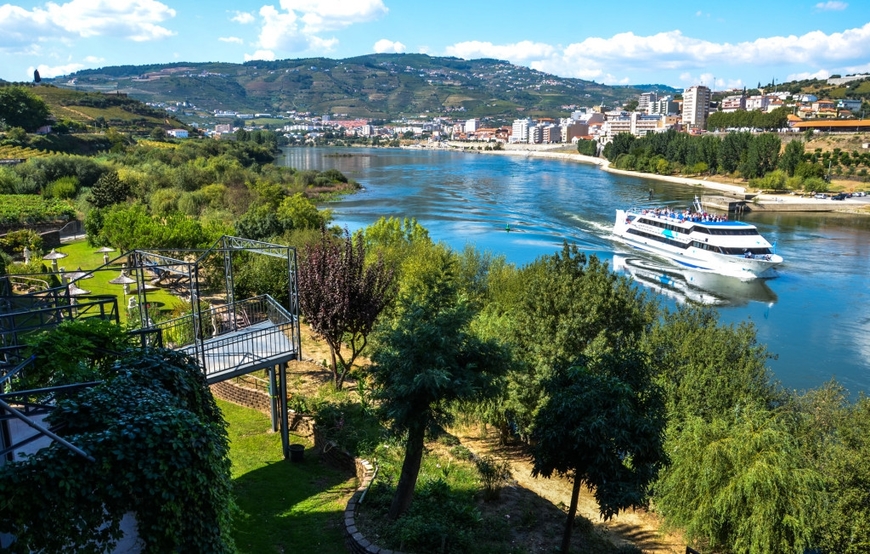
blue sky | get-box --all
[2,0,869,90]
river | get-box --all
[280,147,870,394]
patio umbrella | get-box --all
[62,267,94,281]
[96,246,115,264]
[108,271,136,285]
[42,248,68,272]
[109,270,137,296]
[67,283,91,296]
[129,283,159,295]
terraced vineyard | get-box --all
[0,145,51,160]
[0,195,76,226]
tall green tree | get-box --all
[0,86,51,131]
[644,305,779,423]
[655,408,824,554]
[504,243,655,436]
[299,229,396,389]
[778,139,805,176]
[88,170,131,209]
[368,247,507,519]
[531,351,666,554]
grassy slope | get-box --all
[220,399,356,554]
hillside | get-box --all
[32,85,185,131]
[53,54,679,120]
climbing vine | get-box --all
[0,347,234,554]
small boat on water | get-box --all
[612,197,783,280]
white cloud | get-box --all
[373,39,405,53]
[786,69,832,81]
[281,0,388,33]
[29,62,85,78]
[443,23,870,85]
[0,0,175,53]
[446,40,556,63]
[252,0,387,55]
[231,11,255,24]
[219,36,244,44]
[244,49,276,61]
[83,55,104,63]
[815,1,848,11]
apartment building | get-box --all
[638,92,658,114]
[682,85,712,130]
[604,112,667,139]
[721,95,746,113]
[510,119,531,143]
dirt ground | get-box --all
[450,428,684,553]
[288,324,684,553]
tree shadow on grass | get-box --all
[232,447,357,554]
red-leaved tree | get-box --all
[298,229,395,389]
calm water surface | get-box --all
[280,147,870,394]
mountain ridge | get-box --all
[51,54,680,120]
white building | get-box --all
[745,95,773,112]
[604,113,667,139]
[721,95,746,113]
[682,85,712,130]
[638,92,658,114]
[510,119,531,143]
[167,129,188,138]
[464,119,479,134]
[650,96,679,115]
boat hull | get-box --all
[613,209,782,280]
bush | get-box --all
[44,175,79,199]
[0,228,43,256]
[475,455,511,501]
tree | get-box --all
[149,126,167,141]
[643,305,778,423]
[531,352,667,554]
[298,229,395,389]
[0,86,51,131]
[603,132,636,161]
[779,139,805,176]
[720,131,751,174]
[88,170,130,208]
[504,243,655,436]
[276,192,331,231]
[368,247,507,519]
[655,408,824,554]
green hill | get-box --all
[31,85,184,131]
[53,54,680,120]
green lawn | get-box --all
[52,240,183,324]
[219,400,356,554]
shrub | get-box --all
[0,228,43,256]
[44,175,79,199]
[475,455,511,501]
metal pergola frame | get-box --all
[0,235,302,461]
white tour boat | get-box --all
[612,197,783,280]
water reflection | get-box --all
[613,255,778,307]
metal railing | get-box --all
[0,294,119,370]
[150,295,298,381]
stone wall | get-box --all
[210,380,272,414]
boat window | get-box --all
[716,246,773,255]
